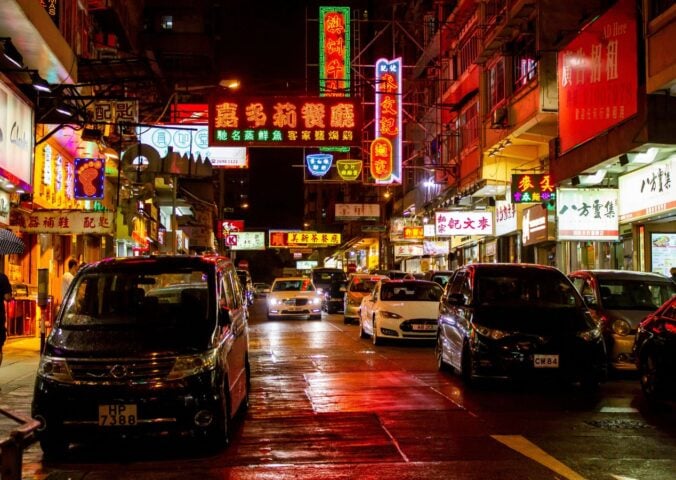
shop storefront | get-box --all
[522,204,557,266]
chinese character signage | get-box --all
[373,57,402,184]
[557,188,619,240]
[319,6,350,98]
[403,226,423,239]
[558,0,637,154]
[74,158,105,200]
[229,231,266,251]
[494,200,518,236]
[510,174,556,203]
[208,96,361,147]
[335,203,380,221]
[136,124,248,168]
[90,100,138,126]
[269,230,300,248]
[435,211,493,236]
[618,157,676,222]
[218,219,245,239]
[394,244,424,258]
[11,211,114,234]
[336,159,362,181]
[287,231,341,246]
[306,153,333,177]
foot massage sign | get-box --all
[74,157,105,200]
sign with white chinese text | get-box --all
[297,260,319,270]
[373,57,402,184]
[394,243,424,258]
[511,174,556,203]
[557,188,619,240]
[618,157,676,222]
[209,96,361,147]
[0,80,34,192]
[435,211,493,237]
[558,0,637,154]
[494,200,518,236]
[306,153,333,176]
[319,6,350,97]
[11,211,114,234]
[136,125,248,168]
[335,203,380,221]
[423,240,449,255]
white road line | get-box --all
[492,434,586,480]
[379,418,410,463]
[599,406,638,413]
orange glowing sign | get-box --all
[403,226,424,239]
[370,137,393,180]
[373,57,402,184]
[319,6,350,97]
[208,96,361,147]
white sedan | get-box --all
[359,279,444,345]
[267,277,323,320]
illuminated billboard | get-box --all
[373,57,402,184]
[319,6,350,97]
[208,96,361,147]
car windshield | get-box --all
[61,267,212,330]
[350,278,380,293]
[272,279,315,292]
[313,271,347,285]
[380,282,443,301]
[475,270,582,307]
[598,279,675,310]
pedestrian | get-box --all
[0,268,12,367]
[670,267,676,283]
[61,258,78,300]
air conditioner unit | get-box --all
[491,107,508,128]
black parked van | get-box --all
[311,267,348,313]
[32,255,250,456]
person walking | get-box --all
[0,269,12,366]
[61,258,78,301]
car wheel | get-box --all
[343,316,350,325]
[436,334,449,372]
[640,350,661,401]
[460,342,475,386]
[372,319,381,346]
[39,430,69,459]
[207,380,232,450]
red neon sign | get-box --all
[370,137,393,180]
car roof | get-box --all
[82,254,231,272]
[569,269,672,282]
[273,277,311,282]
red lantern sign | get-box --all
[370,137,393,181]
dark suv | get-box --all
[32,255,250,456]
[311,267,348,314]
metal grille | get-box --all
[67,357,176,383]
[283,298,309,306]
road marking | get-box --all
[600,406,638,413]
[492,435,586,480]
[379,418,410,463]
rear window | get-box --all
[61,267,212,333]
[598,279,675,310]
[349,277,381,293]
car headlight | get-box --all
[167,349,218,380]
[380,310,403,319]
[474,324,509,340]
[268,298,280,306]
[310,297,322,305]
[577,325,602,342]
[37,356,74,383]
[612,319,632,336]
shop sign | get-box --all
[229,231,266,250]
[556,188,619,240]
[435,211,493,236]
[319,6,350,98]
[389,216,419,241]
[403,226,423,239]
[218,219,245,238]
[494,200,517,236]
[510,174,555,203]
[394,243,423,258]
[558,0,637,154]
[336,159,362,181]
[287,231,341,246]
[423,240,449,255]
[90,99,138,126]
[423,224,436,237]
[74,158,105,200]
[522,205,554,246]
[136,124,248,168]
[335,203,380,221]
[209,96,361,147]
[373,57,402,184]
[306,153,333,176]
[269,229,301,248]
[650,233,676,277]
[297,260,318,270]
[11,211,114,234]
[0,190,10,225]
[618,156,676,222]
[0,80,34,192]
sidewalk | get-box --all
[0,336,42,435]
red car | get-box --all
[633,295,676,402]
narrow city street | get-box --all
[2,298,674,480]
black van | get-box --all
[311,267,348,313]
[32,255,250,456]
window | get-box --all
[487,58,505,113]
[458,32,480,75]
[512,31,537,91]
[459,101,479,151]
[161,15,173,30]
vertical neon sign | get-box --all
[374,57,402,184]
[319,6,351,98]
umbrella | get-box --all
[0,229,25,255]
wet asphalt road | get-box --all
[11,298,676,479]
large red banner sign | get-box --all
[558,0,637,154]
[208,96,361,148]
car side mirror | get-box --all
[219,306,232,327]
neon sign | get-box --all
[510,174,556,203]
[306,153,333,177]
[373,57,402,184]
[336,159,362,181]
[74,157,105,200]
[319,6,350,97]
[209,96,361,147]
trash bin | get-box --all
[8,283,37,337]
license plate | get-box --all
[98,404,138,426]
[533,354,559,368]
[412,323,436,331]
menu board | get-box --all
[651,233,676,277]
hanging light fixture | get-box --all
[30,72,51,93]
[0,38,23,68]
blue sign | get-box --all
[306,153,333,177]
